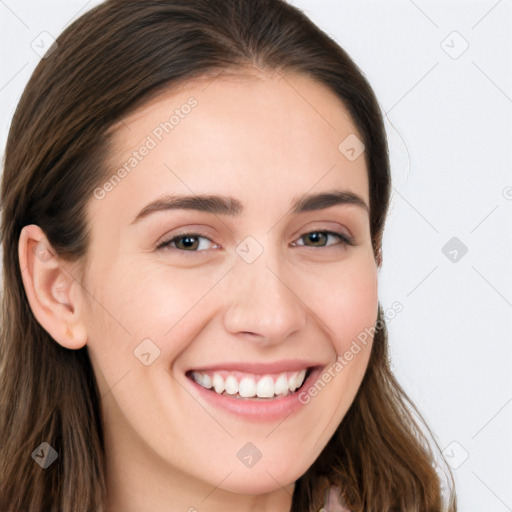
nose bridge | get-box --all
[222,239,306,343]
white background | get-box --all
[1,1,511,510]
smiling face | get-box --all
[79,69,378,509]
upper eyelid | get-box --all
[292,230,354,247]
[157,229,353,250]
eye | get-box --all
[292,230,354,248]
[156,229,354,254]
[156,233,218,252]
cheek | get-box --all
[305,251,379,352]
[82,261,224,377]
[330,266,378,354]
[334,256,378,382]
[297,254,378,414]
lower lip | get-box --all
[186,367,322,422]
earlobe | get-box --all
[18,224,88,350]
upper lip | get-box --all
[186,359,324,375]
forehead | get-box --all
[91,70,369,224]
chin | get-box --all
[218,460,307,495]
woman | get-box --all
[0,0,457,511]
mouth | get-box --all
[183,361,325,421]
[185,367,313,401]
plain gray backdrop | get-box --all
[1,1,511,510]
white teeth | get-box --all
[212,373,225,394]
[239,377,256,398]
[256,375,274,398]
[288,369,307,392]
[224,375,238,395]
[190,369,309,398]
[193,371,212,389]
[274,374,289,396]
[288,374,298,392]
[202,373,212,389]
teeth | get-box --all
[190,369,309,399]
[288,369,306,392]
[212,373,225,394]
[224,375,238,395]
[256,376,274,398]
[202,373,212,389]
[288,373,298,392]
[192,371,212,389]
[239,377,256,398]
[274,374,288,396]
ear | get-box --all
[18,224,87,349]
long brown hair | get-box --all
[0,1,456,510]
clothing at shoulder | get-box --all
[319,485,352,512]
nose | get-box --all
[222,247,307,347]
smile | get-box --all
[188,368,309,399]
[184,360,325,421]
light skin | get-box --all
[19,69,378,512]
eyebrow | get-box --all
[130,189,369,225]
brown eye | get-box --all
[157,233,216,252]
[294,231,354,248]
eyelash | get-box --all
[156,230,355,253]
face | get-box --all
[80,70,378,502]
